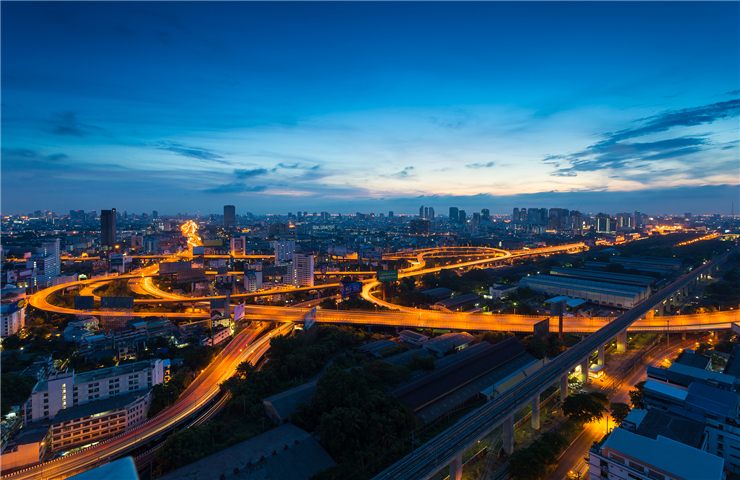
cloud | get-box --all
[466,161,495,169]
[203,182,267,194]
[276,162,300,169]
[727,90,740,95]
[545,99,740,178]
[156,142,228,164]
[2,148,69,162]
[234,168,268,179]
[48,111,105,137]
[390,166,415,179]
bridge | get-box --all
[370,245,739,480]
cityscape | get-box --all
[1,3,739,480]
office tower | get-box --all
[429,207,435,219]
[424,207,429,219]
[40,239,61,279]
[472,212,481,225]
[389,211,394,219]
[152,210,159,219]
[275,239,296,263]
[520,207,528,222]
[634,210,643,227]
[449,207,459,223]
[419,205,425,219]
[223,205,236,229]
[458,210,467,223]
[513,208,520,221]
[481,209,490,221]
[410,219,430,235]
[100,209,117,247]
[290,253,314,287]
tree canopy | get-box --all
[562,392,608,424]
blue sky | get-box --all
[2,2,738,216]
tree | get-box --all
[562,392,608,424]
[508,431,568,480]
[628,381,646,409]
[521,335,548,359]
[610,402,631,426]
[319,298,337,310]
[1,373,38,416]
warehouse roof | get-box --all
[635,408,705,448]
[433,293,483,310]
[423,332,475,354]
[520,275,648,297]
[549,267,655,286]
[262,381,317,423]
[157,424,335,480]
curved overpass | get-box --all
[2,323,294,480]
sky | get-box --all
[2,2,739,216]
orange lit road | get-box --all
[2,323,294,480]
[547,335,700,480]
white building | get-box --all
[245,271,258,293]
[0,422,51,471]
[23,359,165,425]
[588,427,724,480]
[289,253,314,287]
[48,389,151,452]
[1,285,26,338]
[275,239,296,263]
[230,236,247,256]
[40,239,61,280]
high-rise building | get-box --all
[449,207,459,223]
[389,211,394,219]
[424,207,429,219]
[513,208,520,222]
[429,207,435,219]
[458,210,467,223]
[472,212,481,225]
[152,210,159,219]
[481,209,490,221]
[419,205,425,219]
[223,205,236,229]
[40,239,61,279]
[100,209,117,247]
[520,207,528,222]
[410,219,430,235]
[275,239,296,263]
[289,253,314,287]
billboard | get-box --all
[533,318,550,339]
[192,246,205,255]
[341,282,363,297]
[377,270,398,282]
[2,299,26,314]
[304,307,317,331]
[100,296,134,310]
[233,303,245,322]
[74,296,95,311]
[176,268,207,284]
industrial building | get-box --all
[422,332,475,357]
[431,293,483,313]
[393,338,541,423]
[549,267,655,288]
[519,274,650,309]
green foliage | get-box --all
[480,331,515,345]
[319,298,338,309]
[407,353,435,371]
[562,392,608,424]
[521,335,548,359]
[183,345,218,372]
[696,343,709,356]
[298,364,418,470]
[150,371,193,417]
[1,373,38,416]
[723,270,740,283]
[1,334,27,351]
[628,381,646,409]
[610,402,631,425]
[97,280,135,297]
[508,431,569,480]
[714,340,735,354]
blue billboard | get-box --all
[341,282,363,297]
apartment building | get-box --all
[23,359,164,424]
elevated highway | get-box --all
[2,323,294,480]
[371,245,739,480]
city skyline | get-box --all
[2,2,739,214]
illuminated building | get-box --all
[288,253,314,287]
[275,239,295,263]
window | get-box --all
[629,461,644,472]
[719,443,725,451]
[610,454,625,464]
[719,435,725,441]
[648,470,665,480]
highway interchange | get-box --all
[5,241,739,479]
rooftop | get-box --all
[52,389,151,425]
[423,332,475,353]
[433,293,482,310]
[685,381,738,420]
[262,381,317,421]
[674,351,711,370]
[521,275,648,297]
[156,423,335,480]
[602,428,723,480]
[635,408,705,449]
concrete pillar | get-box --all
[581,358,590,384]
[656,303,663,317]
[450,454,463,480]
[532,394,541,430]
[503,414,515,455]
[682,332,687,340]
[665,298,672,314]
[617,331,627,353]
[598,345,605,366]
[560,373,569,403]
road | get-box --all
[546,335,700,480]
[2,323,293,480]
